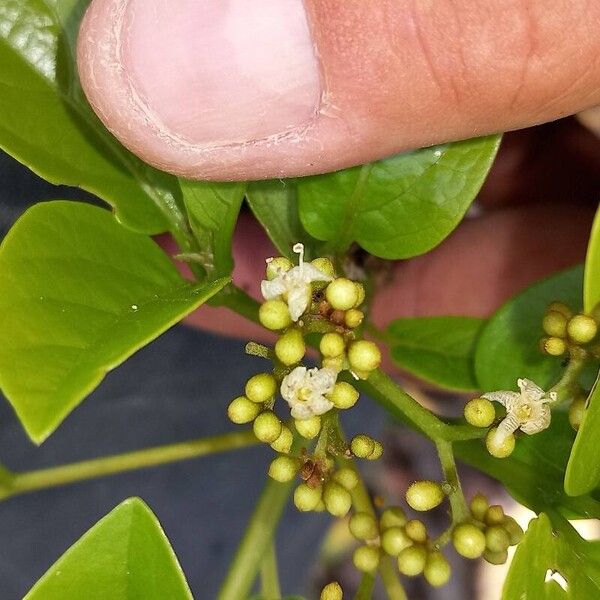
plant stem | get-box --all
[379,555,408,600]
[550,352,587,403]
[217,477,293,600]
[2,430,258,500]
[353,573,375,600]
[436,440,469,523]
[260,542,282,600]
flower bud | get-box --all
[567,314,598,344]
[275,329,306,365]
[569,395,587,430]
[253,411,282,443]
[469,493,489,521]
[464,398,496,428]
[312,257,336,278]
[405,519,427,544]
[367,440,384,461]
[502,516,524,546]
[354,283,366,307]
[353,545,380,573]
[266,256,293,280]
[322,355,345,372]
[350,435,375,458]
[485,525,510,553]
[485,505,505,526]
[452,523,486,559]
[381,526,412,556]
[333,467,359,491]
[345,309,364,329]
[348,341,381,373]
[323,482,352,517]
[380,507,407,529]
[542,310,568,338]
[424,551,451,587]
[259,299,292,330]
[397,545,427,577]
[349,512,379,541]
[227,396,261,424]
[485,428,515,458]
[295,416,322,439]
[320,332,346,357]
[541,336,567,356]
[547,301,573,319]
[329,382,359,410]
[406,480,445,512]
[293,483,322,512]
[483,549,508,565]
[270,426,293,453]
[320,581,343,600]
[245,373,277,403]
[268,456,299,482]
[326,278,359,311]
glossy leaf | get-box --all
[25,498,193,600]
[386,316,485,391]
[0,201,228,443]
[0,0,183,234]
[584,206,600,313]
[455,414,600,519]
[180,179,247,278]
[297,135,500,259]
[503,513,600,599]
[475,266,583,391]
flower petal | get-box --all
[482,391,519,408]
[291,404,313,420]
[493,413,521,446]
[518,378,545,401]
[299,263,333,283]
[261,278,287,300]
[287,284,311,321]
[521,405,551,435]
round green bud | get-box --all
[397,545,427,577]
[349,512,379,541]
[259,299,292,331]
[312,256,336,278]
[348,340,382,374]
[266,256,293,280]
[295,416,322,439]
[268,456,299,482]
[329,382,359,410]
[227,396,261,424]
[314,499,327,512]
[485,428,516,458]
[485,525,511,553]
[270,425,293,454]
[320,581,343,600]
[452,523,486,559]
[569,395,587,430]
[253,411,282,443]
[367,440,384,461]
[333,467,359,491]
[350,435,375,458]
[542,336,567,356]
[381,526,412,556]
[322,355,345,372]
[424,551,452,588]
[406,480,445,512]
[320,332,346,357]
[354,283,366,307]
[502,516,524,546]
[404,519,427,544]
[245,373,277,403]
[353,545,380,573]
[547,301,573,319]
[483,548,508,565]
[469,493,489,521]
[464,398,496,428]
[275,329,306,365]
[326,278,359,311]
[542,310,568,338]
[345,309,364,329]
[380,507,407,529]
[567,314,598,344]
[323,482,353,517]
[485,504,505,526]
[293,483,322,512]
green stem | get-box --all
[260,542,282,600]
[217,477,293,600]
[436,440,469,523]
[353,573,375,600]
[379,555,408,600]
[3,430,258,500]
[549,352,587,403]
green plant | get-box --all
[1,3,599,599]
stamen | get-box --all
[293,242,305,265]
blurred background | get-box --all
[0,113,598,599]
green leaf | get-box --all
[503,513,600,599]
[247,180,322,259]
[0,201,228,443]
[474,266,584,391]
[179,179,247,279]
[386,316,485,391]
[297,135,501,259]
[0,0,184,234]
[455,414,600,519]
[584,206,600,313]
[25,497,193,600]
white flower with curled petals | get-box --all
[261,243,332,321]
[483,378,557,446]
[280,366,337,419]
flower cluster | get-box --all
[540,301,598,357]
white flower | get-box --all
[280,366,337,419]
[483,378,557,446]
[261,243,332,321]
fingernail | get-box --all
[122,0,321,145]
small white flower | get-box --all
[261,243,332,321]
[483,378,557,446]
[280,366,337,419]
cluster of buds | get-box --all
[540,301,598,357]
[452,494,523,565]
